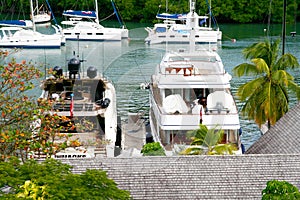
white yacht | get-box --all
[61,0,128,41]
[39,54,121,158]
[148,1,241,155]
[149,49,241,153]
[145,0,222,45]
[0,0,64,48]
[0,26,64,49]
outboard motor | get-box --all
[53,66,63,78]
[96,98,111,108]
[68,57,80,79]
[87,66,97,79]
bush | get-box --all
[0,158,131,199]
[141,142,165,156]
[262,180,300,199]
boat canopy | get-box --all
[63,10,97,19]
[156,13,187,20]
[0,20,33,27]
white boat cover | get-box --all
[206,91,234,111]
[162,94,189,114]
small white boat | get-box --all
[145,0,222,44]
[62,21,127,41]
[148,0,241,155]
[61,0,128,41]
[39,53,121,158]
[0,0,65,48]
[0,26,63,48]
[32,0,51,24]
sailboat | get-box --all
[148,0,242,155]
[32,0,51,24]
[145,0,222,44]
[0,0,64,48]
[61,0,128,41]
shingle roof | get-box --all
[246,102,300,154]
[61,154,300,199]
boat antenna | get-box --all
[189,0,196,52]
[166,0,168,12]
[95,0,100,24]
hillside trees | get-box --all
[0,0,298,24]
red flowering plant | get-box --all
[0,52,70,162]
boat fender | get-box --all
[53,66,63,78]
[96,98,111,108]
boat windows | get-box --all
[155,27,167,33]
[165,130,191,145]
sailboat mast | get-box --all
[166,0,168,12]
[209,0,212,28]
[30,0,36,31]
[95,0,99,24]
[282,0,286,55]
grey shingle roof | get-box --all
[61,154,300,199]
[246,102,300,154]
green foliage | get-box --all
[0,51,75,162]
[0,0,298,24]
[141,142,166,156]
[0,158,131,199]
[16,180,48,199]
[233,39,300,128]
[262,180,300,199]
[180,124,237,155]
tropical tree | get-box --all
[180,124,237,155]
[233,39,300,129]
[0,50,72,162]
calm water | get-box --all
[5,23,300,150]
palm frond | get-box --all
[233,63,262,77]
[251,58,270,75]
[202,128,224,147]
[211,144,238,155]
[237,77,265,101]
[272,70,293,86]
[179,147,203,155]
[243,39,280,68]
[287,81,300,100]
[276,53,300,70]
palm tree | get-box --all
[180,124,237,155]
[233,39,300,129]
